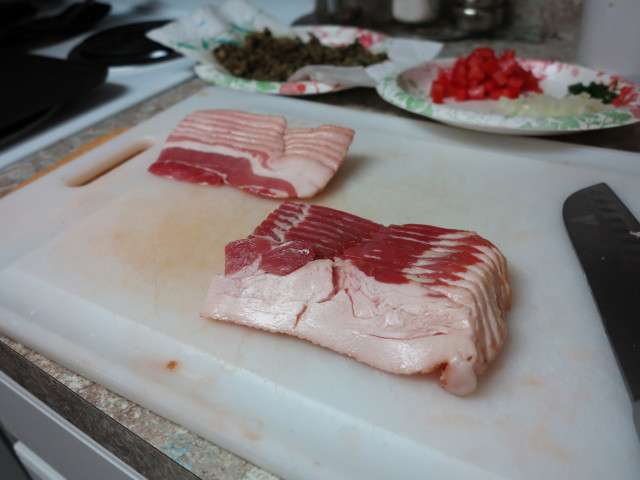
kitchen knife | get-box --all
[563,182,640,441]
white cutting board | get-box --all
[1,87,639,480]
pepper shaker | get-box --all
[452,0,505,34]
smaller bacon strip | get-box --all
[149,110,355,199]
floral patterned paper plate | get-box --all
[196,25,390,96]
[376,58,640,135]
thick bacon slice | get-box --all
[201,202,512,396]
[148,110,354,198]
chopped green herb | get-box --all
[568,81,619,104]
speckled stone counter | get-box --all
[1,37,639,480]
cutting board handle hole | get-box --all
[66,140,154,187]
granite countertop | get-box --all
[1,38,639,480]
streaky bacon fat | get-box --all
[148,110,354,198]
[201,202,512,396]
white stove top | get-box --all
[0,0,313,170]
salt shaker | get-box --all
[392,0,441,24]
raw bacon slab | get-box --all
[148,110,354,198]
[201,202,512,396]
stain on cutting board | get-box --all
[19,177,281,323]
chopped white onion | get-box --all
[494,93,613,117]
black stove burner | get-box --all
[1,52,107,149]
[0,1,111,52]
[68,20,180,67]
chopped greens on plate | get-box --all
[568,81,619,104]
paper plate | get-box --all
[196,25,390,96]
[375,58,640,135]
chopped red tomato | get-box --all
[497,57,519,76]
[491,69,508,87]
[451,86,467,101]
[467,84,486,100]
[522,71,542,93]
[467,65,485,82]
[507,73,524,91]
[429,47,542,104]
[503,86,520,99]
[473,47,495,58]
[483,77,498,92]
[430,82,445,103]
[481,57,499,75]
[489,88,503,100]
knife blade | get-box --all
[563,182,640,440]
